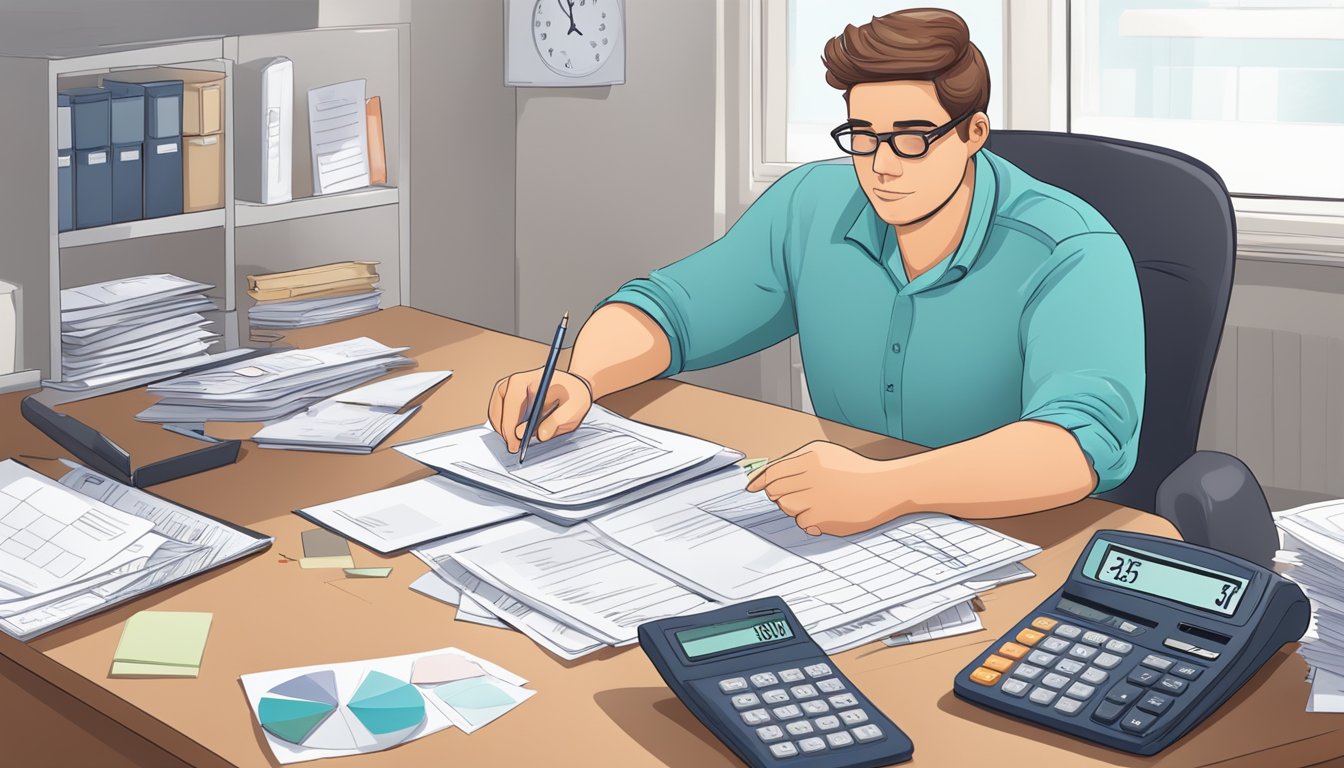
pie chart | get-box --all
[257,670,339,744]
[254,668,427,751]
[348,671,426,736]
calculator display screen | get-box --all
[676,613,795,659]
[1083,539,1249,617]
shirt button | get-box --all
[891,343,901,353]
[885,384,894,392]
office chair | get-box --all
[983,130,1277,568]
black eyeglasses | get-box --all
[831,110,975,159]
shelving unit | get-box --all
[0,23,409,383]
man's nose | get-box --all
[872,140,904,178]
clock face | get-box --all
[532,0,621,77]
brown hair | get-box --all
[822,8,990,138]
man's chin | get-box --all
[871,200,930,227]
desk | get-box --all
[0,307,1337,768]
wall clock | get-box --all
[506,0,626,86]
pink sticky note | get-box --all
[411,653,486,685]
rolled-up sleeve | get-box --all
[1018,232,1146,493]
[595,165,815,378]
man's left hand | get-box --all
[744,441,907,536]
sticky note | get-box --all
[300,556,356,569]
[344,567,393,578]
[301,528,352,559]
[111,611,213,678]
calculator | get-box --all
[639,597,914,767]
[954,530,1309,755]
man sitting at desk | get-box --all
[488,8,1145,537]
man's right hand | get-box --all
[487,368,595,453]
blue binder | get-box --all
[104,80,183,218]
[60,87,110,150]
[109,90,145,223]
[60,87,112,229]
[74,147,112,229]
[56,93,73,232]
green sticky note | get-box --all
[109,660,202,678]
[344,567,392,578]
[112,611,213,676]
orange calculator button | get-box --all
[1031,616,1058,632]
[970,668,1002,686]
[997,642,1029,660]
[1016,628,1046,646]
[983,655,1014,673]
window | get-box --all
[1070,0,1344,201]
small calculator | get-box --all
[954,530,1309,755]
[639,597,914,768]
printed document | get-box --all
[307,79,370,194]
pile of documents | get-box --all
[50,274,221,392]
[136,337,414,424]
[247,261,381,330]
[1275,500,1344,711]
[0,459,271,640]
[301,406,1040,660]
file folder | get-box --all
[235,57,293,204]
[74,147,112,229]
[60,87,110,150]
[57,92,73,232]
[110,91,145,223]
[366,95,386,186]
[105,80,184,219]
[183,134,223,212]
[143,137,183,218]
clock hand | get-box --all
[564,0,583,35]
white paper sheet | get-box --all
[149,338,408,397]
[884,601,984,646]
[333,371,452,409]
[60,275,214,322]
[307,79,370,195]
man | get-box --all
[488,8,1145,537]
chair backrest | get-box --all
[983,130,1236,513]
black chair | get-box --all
[983,130,1276,567]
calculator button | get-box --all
[1163,638,1199,654]
[798,737,827,753]
[816,678,845,693]
[1031,616,1059,631]
[1039,637,1071,654]
[1054,624,1083,639]
[1041,673,1070,690]
[1080,667,1109,686]
[1054,697,1085,716]
[826,732,855,748]
[1171,662,1203,680]
[970,668,1002,687]
[1127,668,1162,687]
[1141,654,1175,672]
[1027,650,1058,667]
[1092,700,1126,725]
[790,685,819,700]
[752,672,780,688]
[998,642,1031,660]
[801,701,830,716]
[839,709,869,726]
[1066,682,1096,700]
[763,689,790,705]
[1002,678,1031,697]
[769,742,799,759]
[756,725,785,743]
[814,716,841,731]
[1054,659,1085,675]
[1068,645,1099,661]
[1119,621,1142,634]
[1016,628,1046,646]
[779,668,806,683]
[1029,688,1057,706]
[829,694,859,708]
[1120,709,1158,734]
[983,655,1014,673]
[804,663,832,678]
[773,705,803,720]
[719,677,748,693]
[1093,652,1123,670]
[731,693,761,710]
[1190,647,1220,660]
[1082,631,1109,646]
[1138,691,1173,715]
[1105,683,1143,705]
[741,709,772,726]
[1011,663,1044,681]
[1157,676,1188,695]
[786,721,814,736]
[1105,639,1133,655]
[852,724,883,742]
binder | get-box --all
[74,147,112,229]
[366,95,386,185]
[60,87,110,150]
[56,93,73,232]
[110,90,145,223]
[106,80,184,218]
[235,57,293,204]
[183,134,223,212]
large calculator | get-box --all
[954,530,1309,755]
[639,597,914,767]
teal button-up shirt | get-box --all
[599,149,1145,493]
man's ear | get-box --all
[967,111,990,154]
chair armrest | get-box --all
[1154,451,1277,569]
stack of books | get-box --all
[246,261,381,330]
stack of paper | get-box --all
[135,337,414,424]
[48,275,221,392]
[247,262,382,331]
[111,611,213,678]
[1274,500,1344,711]
[249,291,383,330]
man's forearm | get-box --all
[890,420,1099,519]
[567,303,673,400]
